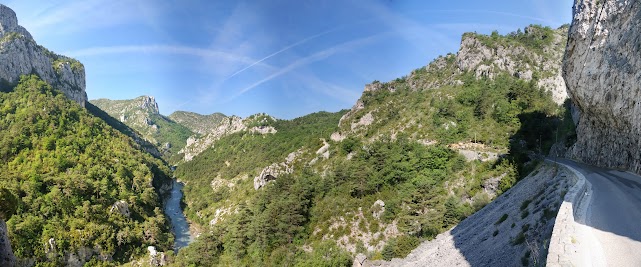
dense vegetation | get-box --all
[0,75,173,265]
[169,25,574,266]
[175,111,345,225]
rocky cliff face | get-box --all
[564,0,641,172]
[0,4,87,107]
[0,219,15,267]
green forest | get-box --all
[0,75,173,265]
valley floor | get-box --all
[361,162,573,266]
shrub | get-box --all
[495,214,509,225]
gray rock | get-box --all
[110,200,131,218]
[0,219,15,267]
[371,200,385,219]
[0,4,86,107]
[563,0,641,173]
[353,253,367,267]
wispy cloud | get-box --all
[228,32,391,101]
[12,0,163,38]
[225,28,338,80]
[64,45,258,65]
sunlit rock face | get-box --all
[563,0,641,172]
[0,4,87,107]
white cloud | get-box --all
[63,45,258,65]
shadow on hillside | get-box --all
[447,109,568,266]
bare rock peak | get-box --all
[0,4,85,106]
[137,95,160,114]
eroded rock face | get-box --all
[0,4,87,107]
[563,0,641,172]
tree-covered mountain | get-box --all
[91,96,194,163]
[168,25,575,266]
[0,76,174,265]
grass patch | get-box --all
[521,210,530,219]
[495,213,509,225]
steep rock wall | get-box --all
[564,0,641,172]
[0,4,86,107]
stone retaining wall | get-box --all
[546,162,591,266]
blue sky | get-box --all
[2,0,572,119]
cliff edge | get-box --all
[0,4,86,107]
[564,0,641,172]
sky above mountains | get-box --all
[2,0,572,119]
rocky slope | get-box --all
[563,0,641,173]
[361,163,570,266]
[91,96,193,161]
[168,111,227,135]
[179,113,277,161]
[0,4,86,107]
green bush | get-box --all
[495,214,509,225]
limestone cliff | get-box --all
[563,0,641,172]
[0,4,87,107]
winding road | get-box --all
[554,158,641,266]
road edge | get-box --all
[545,159,604,266]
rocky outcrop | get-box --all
[147,246,167,266]
[110,200,131,218]
[253,150,302,190]
[0,4,87,106]
[181,114,278,161]
[181,116,247,161]
[563,0,641,173]
[0,219,15,267]
[456,26,569,105]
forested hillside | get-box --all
[0,76,174,265]
[169,25,575,266]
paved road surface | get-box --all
[554,158,641,267]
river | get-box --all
[164,179,193,250]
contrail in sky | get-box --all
[224,28,339,80]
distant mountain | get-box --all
[169,111,227,135]
[170,25,576,266]
[91,96,194,162]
